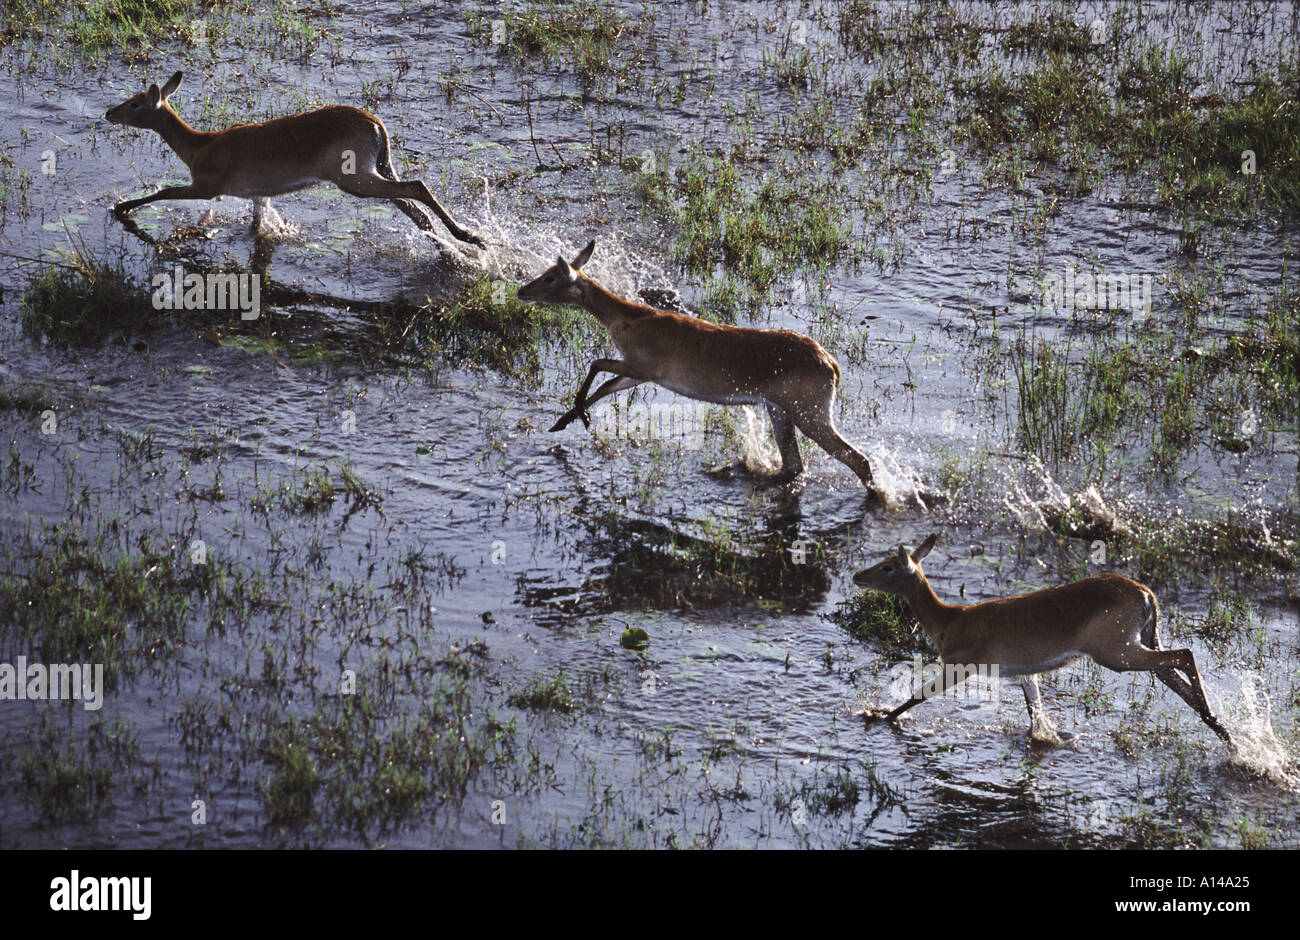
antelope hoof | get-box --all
[461,230,486,248]
[113,202,134,217]
[1029,728,1065,747]
[550,409,586,433]
[858,705,900,725]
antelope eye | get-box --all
[882,565,893,574]
[545,276,555,285]
[130,102,141,110]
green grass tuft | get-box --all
[20,254,155,346]
[830,590,928,658]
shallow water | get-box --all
[0,1,1297,848]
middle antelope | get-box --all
[517,240,878,494]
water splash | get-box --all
[999,455,1063,531]
[468,177,674,296]
[737,406,782,476]
[867,445,930,509]
[251,199,294,241]
[997,456,1131,539]
[1220,675,1298,786]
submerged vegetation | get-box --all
[581,511,836,611]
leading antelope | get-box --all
[516,240,878,494]
[852,534,1233,748]
[104,71,484,246]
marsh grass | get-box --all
[250,468,336,516]
[68,0,199,54]
[1010,336,1148,470]
[999,12,1094,58]
[830,590,928,659]
[962,37,1300,216]
[1244,285,1300,425]
[0,160,33,216]
[21,250,305,349]
[1193,591,1255,650]
[20,253,156,346]
[0,378,59,414]
[1233,814,1273,849]
[783,765,859,816]
[507,670,576,714]
[837,2,983,67]
[468,0,651,88]
[775,760,901,820]
[0,1,331,60]
[20,746,113,824]
[1010,277,1299,475]
[1118,511,1298,585]
[642,148,850,313]
[259,676,517,840]
[17,713,155,825]
[1,0,206,56]
[0,526,201,685]
[383,276,591,382]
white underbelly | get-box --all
[655,379,763,406]
[997,651,1083,676]
[230,177,322,198]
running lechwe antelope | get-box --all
[516,240,878,493]
[852,533,1232,747]
[104,71,483,246]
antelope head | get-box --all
[852,532,939,594]
[517,239,596,304]
[105,71,184,128]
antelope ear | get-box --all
[161,71,183,100]
[896,545,909,564]
[912,532,939,562]
[571,239,595,270]
[147,84,162,107]
[556,256,577,284]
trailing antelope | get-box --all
[516,240,878,494]
[852,533,1233,747]
[104,71,483,246]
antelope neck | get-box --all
[904,570,963,635]
[578,277,656,329]
[154,106,215,168]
